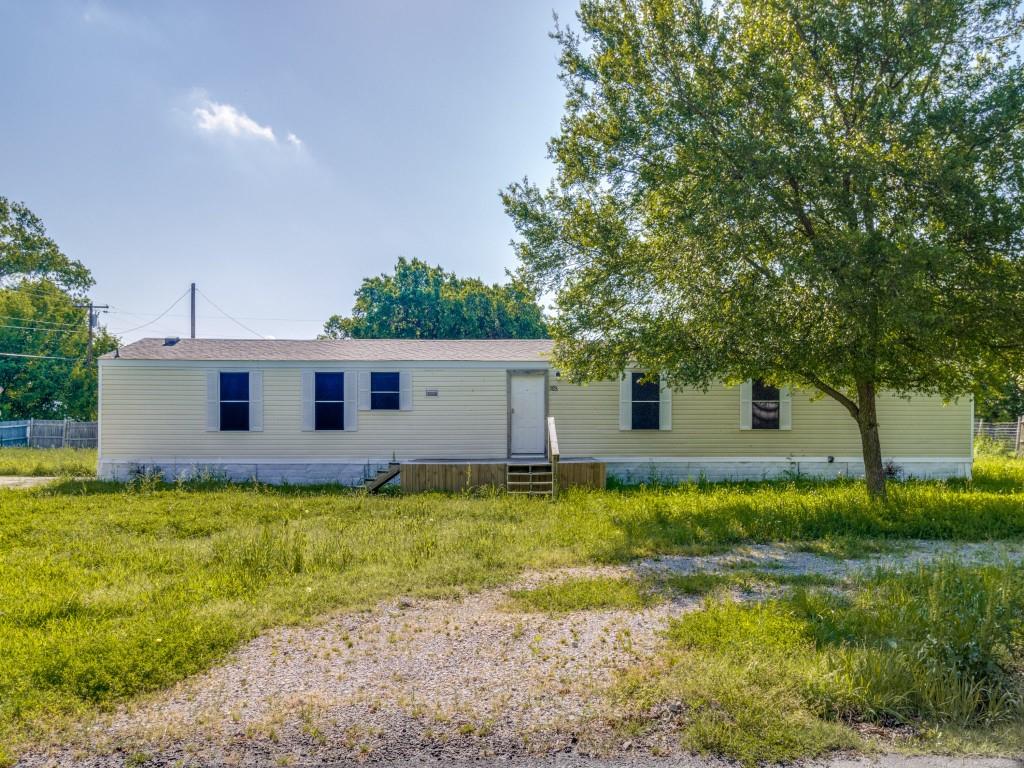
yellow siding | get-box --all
[100,362,972,462]
[100,364,508,461]
[549,380,971,458]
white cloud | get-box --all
[193,100,276,142]
[286,132,303,149]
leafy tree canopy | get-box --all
[322,257,548,339]
[0,281,116,420]
[503,0,1024,498]
[1,197,93,294]
[976,377,1024,422]
[0,198,114,420]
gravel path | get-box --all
[16,541,1024,768]
[0,476,57,489]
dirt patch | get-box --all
[0,476,57,489]
[16,541,1024,768]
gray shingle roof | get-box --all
[104,338,554,362]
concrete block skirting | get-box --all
[604,458,972,485]
[98,460,390,486]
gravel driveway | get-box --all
[16,541,1024,768]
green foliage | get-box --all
[507,575,657,612]
[0,197,116,419]
[0,197,92,294]
[321,257,547,339]
[619,562,1024,765]
[503,0,1024,498]
[0,448,96,477]
[976,377,1024,422]
[1,455,1022,755]
[0,283,116,420]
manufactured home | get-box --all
[97,338,973,491]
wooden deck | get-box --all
[400,459,606,494]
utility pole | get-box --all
[74,302,109,364]
[190,282,196,339]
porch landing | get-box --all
[399,458,606,494]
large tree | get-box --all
[503,0,1024,499]
[0,197,115,420]
[322,257,548,339]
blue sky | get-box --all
[0,0,578,342]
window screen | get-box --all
[752,379,780,430]
[314,372,344,430]
[370,371,400,410]
[631,372,660,430]
[219,372,249,431]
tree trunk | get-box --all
[856,380,887,502]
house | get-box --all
[97,338,973,489]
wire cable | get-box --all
[196,289,264,338]
[0,351,80,361]
[111,289,190,336]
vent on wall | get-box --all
[425,389,439,397]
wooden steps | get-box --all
[365,462,401,493]
[506,463,554,497]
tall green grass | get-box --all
[617,562,1024,766]
[0,447,96,477]
[0,454,1022,761]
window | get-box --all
[314,372,344,430]
[631,372,660,430]
[219,372,249,431]
[752,379,780,430]
[370,371,400,410]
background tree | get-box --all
[504,0,1024,499]
[976,378,1024,422]
[0,197,115,419]
[322,257,548,339]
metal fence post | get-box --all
[1017,416,1023,456]
[27,418,33,448]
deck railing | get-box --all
[546,416,560,496]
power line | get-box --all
[0,322,83,335]
[0,351,81,361]
[111,289,190,335]
[0,313,82,329]
[196,288,264,338]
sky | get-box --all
[0,0,579,343]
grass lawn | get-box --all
[1,452,1023,763]
[0,447,96,477]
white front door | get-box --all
[510,373,546,456]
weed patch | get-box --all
[507,576,657,612]
[615,561,1024,766]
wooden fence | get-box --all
[974,418,1023,453]
[0,419,98,449]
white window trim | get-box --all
[740,379,791,431]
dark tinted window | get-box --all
[631,372,660,430]
[220,372,249,401]
[632,402,660,430]
[220,402,249,431]
[631,372,660,402]
[314,372,344,430]
[315,402,344,430]
[752,379,779,401]
[752,378,780,430]
[315,372,344,401]
[370,371,400,410]
[219,372,249,431]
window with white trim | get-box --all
[370,371,400,410]
[631,372,660,430]
[752,379,780,430]
[314,372,345,430]
[219,372,249,431]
